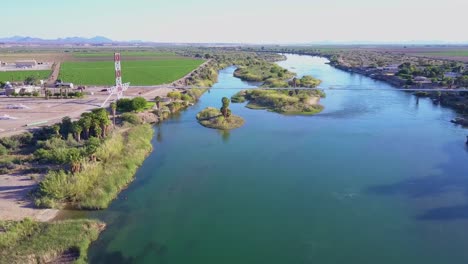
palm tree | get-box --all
[110,102,117,127]
[71,121,83,141]
[154,96,162,109]
[52,124,60,137]
[79,113,92,139]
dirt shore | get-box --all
[0,172,58,222]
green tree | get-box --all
[70,121,83,142]
[60,117,72,138]
[220,97,231,119]
[131,97,147,112]
[79,113,93,140]
[92,108,111,138]
[52,124,60,137]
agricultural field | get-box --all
[0,70,50,82]
[59,58,204,86]
[417,50,468,57]
[72,51,177,58]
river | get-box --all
[87,54,468,263]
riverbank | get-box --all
[0,218,105,263]
[85,54,468,264]
[248,48,468,120]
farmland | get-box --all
[72,51,177,58]
[58,58,204,85]
[0,70,50,82]
[418,50,468,57]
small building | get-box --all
[55,82,74,89]
[15,60,37,68]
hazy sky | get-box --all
[3,0,467,43]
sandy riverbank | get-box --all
[0,171,58,222]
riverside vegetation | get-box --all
[197,97,245,130]
[0,87,212,262]
[246,46,468,119]
[179,48,325,115]
[0,218,105,264]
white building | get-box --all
[15,60,37,68]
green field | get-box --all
[419,50,468,57]
[73,51,177,58]
[0,70,50,82]
[58,59,204,85]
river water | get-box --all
[88,54,468,263]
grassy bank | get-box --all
[35,123,153,209]
[0,218,104,264]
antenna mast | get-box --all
[101,52,130,107]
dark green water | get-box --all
[88,54,468,264]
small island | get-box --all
[231,75,325,115]
[196,97,245,130]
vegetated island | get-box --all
[196,97,245,130]
[232,74,325,115]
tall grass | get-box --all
[36,124,154,209]
[0,218,104,264]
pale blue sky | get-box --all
[3,0,467,43]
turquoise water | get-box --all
[88,54,468,263]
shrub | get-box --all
[131,97,147,111]
[0,144,7,156]
[181,93,192,102]
[121,113,141,125]
[0,137,20,150]
[116,98,133,112]
[117,97,147,112]
[167,91,181,100]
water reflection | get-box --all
[218,129,230,143]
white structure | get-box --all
[5,85,41,96]
[101,53,130,107]
[56,82,74,89]
[15,60,37,68]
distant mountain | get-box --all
[0,36,115,43]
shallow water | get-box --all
[88,54,468,264]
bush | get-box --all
[181,93,193,102]
[167,91,181,100]
[0,137,20,150]
[131,97,147,111]
[0,144,7,156]
[32,91,39,97]
[117,97,147,112]
[121,113,142,125]
[117,98,133,112]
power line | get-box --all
[130,86,468,92]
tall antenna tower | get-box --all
[101,52,130,107]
